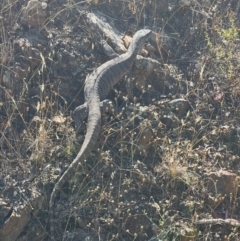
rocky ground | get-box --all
[1,0,240,240]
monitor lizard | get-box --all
[49,29,153,240]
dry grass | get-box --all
[1,0,240,240]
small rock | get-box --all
[132,56,161,91]
[169,98,190,118]
[124,201,160,241]
[179,0,192,7]
[122,35,132,48]
[100,40,119,59]
[205,170,238,198]
[137,127,154,153]
[86,12,127,53]
[161,112,180,129]
[21,0,48,28]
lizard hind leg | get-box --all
[100,99,117,116]
[73,102,88,130]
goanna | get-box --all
[49,29,153,240]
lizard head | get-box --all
[128,29,152,55]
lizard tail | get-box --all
[49,100,101,240]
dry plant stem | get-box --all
[194,218,240,227]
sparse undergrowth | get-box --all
[0,0,240,241]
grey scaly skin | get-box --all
[49,29,152,240]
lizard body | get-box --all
[49,29,152,240]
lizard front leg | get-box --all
[100,99,117,116]
[72,102,88,130]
